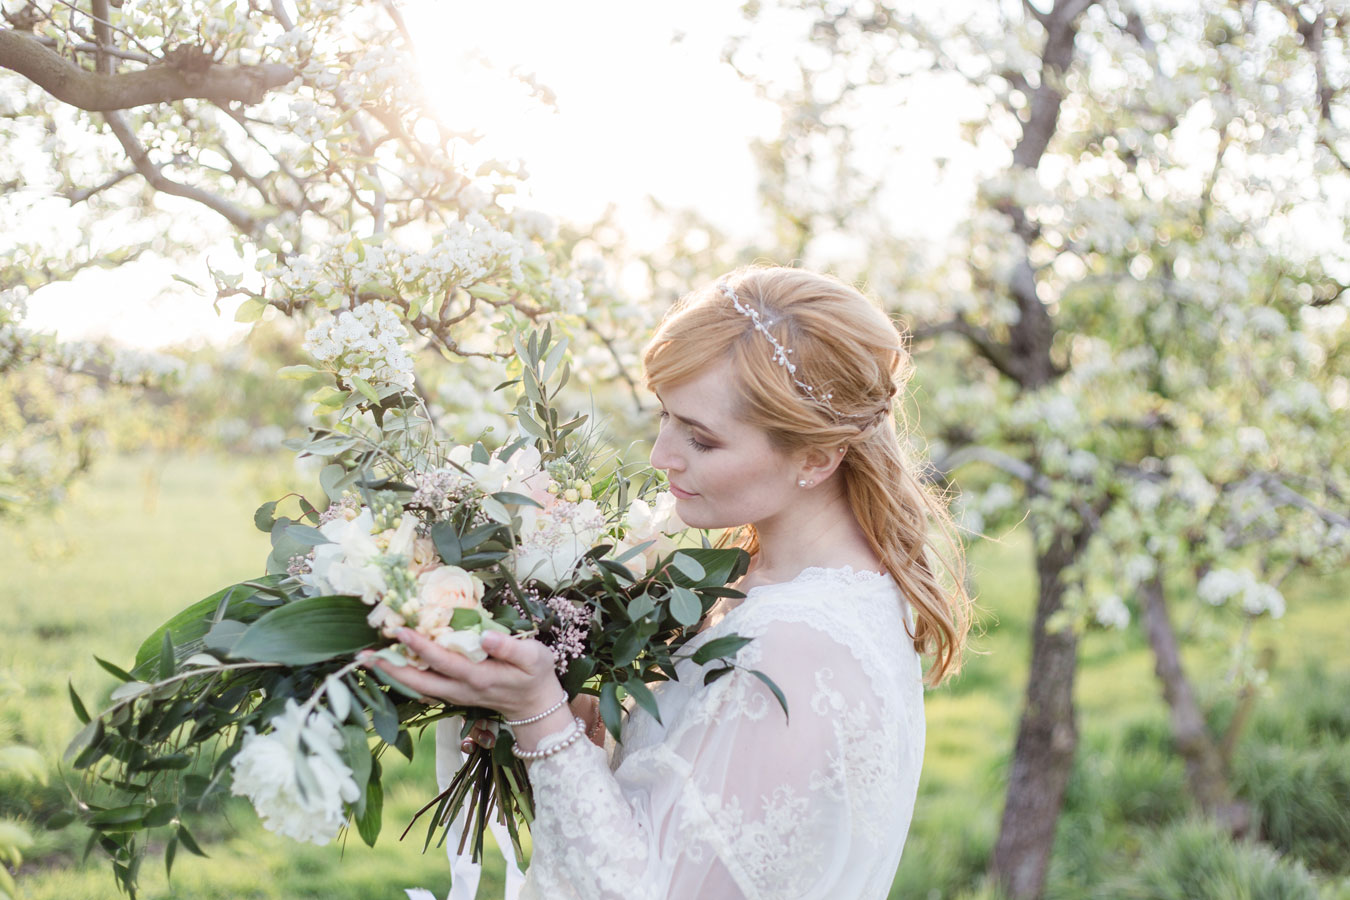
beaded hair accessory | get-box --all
[718,279,880,426]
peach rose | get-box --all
[416,565,484,613]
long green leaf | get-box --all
[356,775,383,847]
[673,547,750,588]
[749,669,790,724]
[599,682,623,743]
[228,596,377,665]
[131,577,287,676]
[690,634,754,666]
[623,678,662,726]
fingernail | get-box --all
[481,632,502,650]
[461,740,473,753]
[397,628,414,641]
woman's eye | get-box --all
[659,410,711,452]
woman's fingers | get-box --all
[395,628,483,681]
[366,656,469,705]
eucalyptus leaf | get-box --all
[283,523,330,547]
[253,500,278,533]
[669,552,706,582]
[667,586,702,627]
[626,592,656,622]
[342,725,372,816]
[479,496,512,525]
[326,676,353,722]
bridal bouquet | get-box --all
[65,321,775,896]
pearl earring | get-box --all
[798,479,808,488]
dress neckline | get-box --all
[694,565,893,637]
[741,564,890,599]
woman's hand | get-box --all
[363,628,564,726]
[571,694,605,748]
[460,695,601,754]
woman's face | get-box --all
[649,357,803,530]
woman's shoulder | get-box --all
[720,567,916,672]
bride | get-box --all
[370,264,973,899]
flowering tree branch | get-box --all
[0,28,294,111]
[102,107,261,233]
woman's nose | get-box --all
[649,427,681,473]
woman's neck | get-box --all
[746,481,881,584]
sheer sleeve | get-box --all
[519,615,919,900]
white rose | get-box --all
[433,628,487,662]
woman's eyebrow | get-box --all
[656,394,719,436]
[672,411,717,435]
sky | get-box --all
[20,0,980,349]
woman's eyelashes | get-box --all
[658,410,713,453]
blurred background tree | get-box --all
[714,0,1350,896]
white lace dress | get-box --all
[517,566,926,900]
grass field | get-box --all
[2,451,1346,899]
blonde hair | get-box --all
[641,264,972,686]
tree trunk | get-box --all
[990,528,1081,900]
[1138,573,1250,835]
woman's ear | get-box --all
[799,445,845,486]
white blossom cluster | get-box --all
[1197,568,1287,618]
[264,212,573,324]
[229,700,360,846]
[303,301,414,390]
[1093,594,1131,629]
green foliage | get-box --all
[1235,743,1350,875]
[1095,820,1324,900]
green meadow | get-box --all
[2,452,1346,898]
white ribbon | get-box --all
[406,717,525,900]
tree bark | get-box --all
[990,526,1081,900]
[0,28,293,111]
[1137,573,1250,835]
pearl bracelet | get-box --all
[502,693,569,727]
[511,716,587,761]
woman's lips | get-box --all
[669,484,698,499]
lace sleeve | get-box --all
[519,617,918,900]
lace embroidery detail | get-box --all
[517,569,925,900]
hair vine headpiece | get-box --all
[718,279,876,426]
